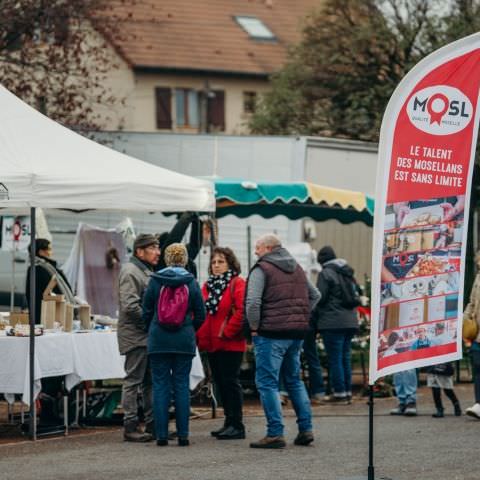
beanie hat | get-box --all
[317,246,336,265]
[164,243,188,267]
[133,234,159,251]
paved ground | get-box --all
[0,384,478,480]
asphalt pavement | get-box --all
[0,384,478,480]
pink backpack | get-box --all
[157,285,190,330]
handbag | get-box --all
[463,314,479,341]
[218,277,238,338]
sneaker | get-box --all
[390,405,406,415]
[250,436,286,449]
[404,404,417,416]
[311,394,326,405]
[466,403,480,419]
[320,395,350,405]
[294,431,314,446]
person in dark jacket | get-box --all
[25,238,75,324]
[142,243,206,447]
[245,234,320,449]
[25,238,75,425]
[314,246,359,404]
[157,212,201,277]
[196,247,247,440]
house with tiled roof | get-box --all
[100,0,321,133]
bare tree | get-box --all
[0,0,129,129]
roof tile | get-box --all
[102,0,321,75]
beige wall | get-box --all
[78,27,136,130]
[124,73,270,134]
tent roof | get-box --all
[0,86,214,212]
[215,179,375,226]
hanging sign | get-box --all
[1,216,31,252]
[370,34,480,382]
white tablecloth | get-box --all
[0,331,205,406]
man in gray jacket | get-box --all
[118,234,160,442]
[245,234,320,449]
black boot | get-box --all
[443,388,462,416]
[211,425,228,437]
[432,408,444,418]
[216,426,246,440]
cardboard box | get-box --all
[78,305,91,330]
[9,312,30,325]
[64,304,74,332]
[41,300,56,329]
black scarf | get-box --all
[205,270,236,315]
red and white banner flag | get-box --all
[370,34,480,383]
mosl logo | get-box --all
[406,85,472,135]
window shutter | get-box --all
[155,87,172,129]
[207,90,225,131]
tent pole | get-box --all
[29,207,36,440]
[247,226,252,270]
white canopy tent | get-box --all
[0,85,214,439]
[0,85,214,211]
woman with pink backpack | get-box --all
[142,243,206,446]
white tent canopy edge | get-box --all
[0,85,214,211]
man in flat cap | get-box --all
[118,234,160,442]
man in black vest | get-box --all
[245,234,320,449]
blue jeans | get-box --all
[279,330,325,397]
[322,331,354,397]
[393,369,417,406]
[303,329,325,396]
[150,353,193,440]
[253,336,312,437]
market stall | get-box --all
[215,179,374,226]
[0,84,215,438]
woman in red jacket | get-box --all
[197,247,246,440]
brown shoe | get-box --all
[294,431,314,446]
[123,430,153,442]
[250,436,286,449]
